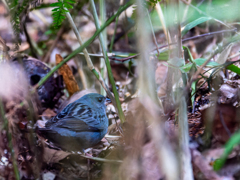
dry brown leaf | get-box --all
[155,62,168,97]
[43,146,70,164]
[56,54,79,96]
[201,104,239,143]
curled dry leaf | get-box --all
[43,145,70,164]
[56,54,80,96]
[218,84,238,104]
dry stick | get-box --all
[74,58,88,89]
[176,0,193,179]
[42,26,64,63]
[78,52,115,58]
[80,154,122,163]
[219,111,232,138]
[182,0,191,21]
[99,0,108,96]
[146,8,160,55]
[90,0,126,123]
[155,2,172,44]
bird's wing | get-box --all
[54,118,102,132]
[45,102,104,132]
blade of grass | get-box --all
[90,0,126,123]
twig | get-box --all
[146,8,160,55]
[176,1,193,178]
[182,0,191,21]
[108,28,237,62]
[219,111,231,137]
[99,0,107,96]
[81,154,122,163]
[155,2,172,43]
[78,52,115,58]
[42,26,64,63]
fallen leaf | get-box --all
[56,54,80,96]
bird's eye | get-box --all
[98,97,103,102]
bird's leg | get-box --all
[84,148,93,157]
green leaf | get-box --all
[50,2,62,7]
[216,43,233,64]
[194,58,219,67]
[157,51,169,61]
[52,8,60,12]
[65,0,75,4]
[179,63,193,73]
[62,9,69,13]
[183,46,194,63]
[181,17,212,37]
[214,130,240,171]
[191,80,197,108]
[128,60,134,76]
[64,3,73,9]
[226,64,240,75]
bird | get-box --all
[38,93,109,152]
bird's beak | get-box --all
[105,97,112,105]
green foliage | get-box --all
[6,0,40,49]
[6,0,21,49]
[146,0,161,7]
[181,17,212,37]
[131,0,161,21]
[214,130,240,171]
[50,0,75,28]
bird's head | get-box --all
[81,93,107,109]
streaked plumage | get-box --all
[38,93,108,152]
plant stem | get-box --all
[0,99,20,180]
[90,0,126,123]
[99,0,107,96]
[109,16,119,52]
[35,0,133,90]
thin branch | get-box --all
[80,154,122,163]
[155,2,172,43]
[146,8,160,55]
[108,28,237,62]
[99,0,107,96]
[42,26,64,63]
